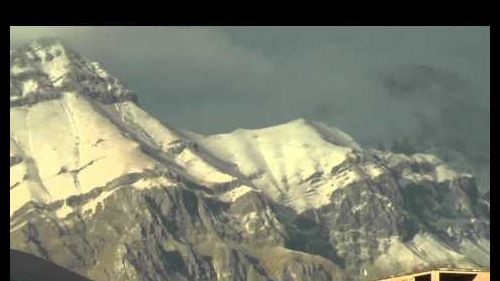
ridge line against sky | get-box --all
[10,26,489,153]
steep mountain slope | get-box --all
[194,121,490,277]
[10,39,489,281]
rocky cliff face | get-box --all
[10,39,489,281]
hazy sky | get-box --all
[10,27,490,153]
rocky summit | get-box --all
[10,39,490,281]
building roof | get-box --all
[367,267,490,281]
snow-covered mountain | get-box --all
[10,39,490,281]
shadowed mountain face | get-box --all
[10,39,489,281]
[11,249,92,281]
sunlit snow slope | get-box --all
[10,39,238,218]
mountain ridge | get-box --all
[10,39,489,281]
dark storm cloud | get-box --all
[379,63,488,152]
[383,64,469,100]
[374,60,489,191]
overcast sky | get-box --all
[10,26,489,154]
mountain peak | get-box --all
[287,117,309,124]
[10,38,137,106]
[11,37,74,65]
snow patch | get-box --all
[363,163,386,179]
[22,80,39,96]
[219,185,259,202]
[90,61,109,78]
[352,202,368,213]
[435,165,459,183]
[198,118,353,212]
[10,221,27,233]
[56,202,74,219]
[176,149,235,185]
[81,189,115,217]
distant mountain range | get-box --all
[10,39,490,281]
